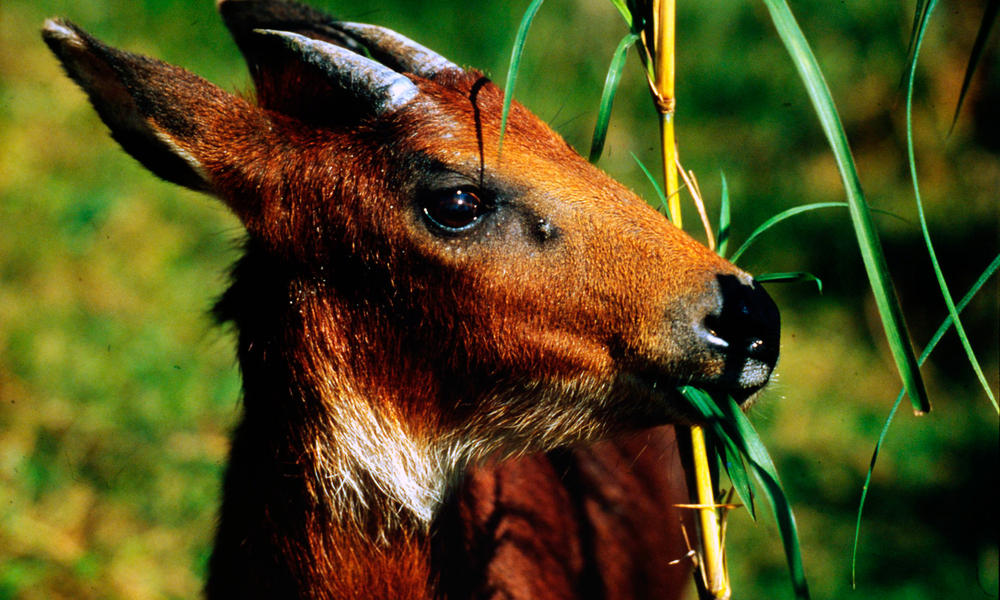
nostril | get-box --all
[704,274,781,363]
[700,321,729,349]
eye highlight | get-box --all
[421,188,490,233]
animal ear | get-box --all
[218,0,461,79]
[330,22,461,79]
[218,0,459,118]
[246,28,421,119]
[40,19,248,194]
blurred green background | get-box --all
[1,0,996,598]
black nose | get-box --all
[701,274,781,392]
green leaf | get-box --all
[607,0,634,29]
[680,387,757,519]
[949,0,997,132]
[729,202,848,263]
[716,172,731,258]
[716,395,809,600]
[904,0,996,411]
[851,252,1000,586]
[590,32,640,163]
[731,202,902,264]
[631,152,670,217]
[759,0,930,414]
[900,0,932,93]
[719,440,755,519]
[500,0,546,155]
[681,387,810,599]
[756,271,823,293]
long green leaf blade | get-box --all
[719,440,755,519]
[900,0,932,95]
[730,202,847,263]
[717,395,809,599]
[500,0,546,155]
[759,0,930,414]
[631,152,670,216]
[851,252,1000,585]
[716,172,731,258]
[949,0,998,133]
[680,388,809,597]
[607,0,634,29]
[904,0,996,411]
[680,387,757,519]
[590,32,640,163]
[756,271,823,293]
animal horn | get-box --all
[253,28,420,114]
[335,22,461,79]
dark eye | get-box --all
[422,188,488,232]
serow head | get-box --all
[42,0,779,456]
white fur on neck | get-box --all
[311,374,452,529]
[309,368,619,536]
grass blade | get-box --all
[949,0,998,133]
[590,32,640,163]
[500,0,546,155]
[716,172,731,258]
[900,0,932,95]
[851,252,1000,586]
[631,152,670,216]
[607,0,634,29]
[756,271,823,293]
[904,0,996,411]
[719,438,755,519]
[716,395,809,599]
[681,388,757,519]
[682,387,810,599]
[729,202,847,263]
[731,202,901,264]
[759,0,930,414]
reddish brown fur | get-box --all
[42,3,780,598]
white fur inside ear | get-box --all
[151,127,211,187]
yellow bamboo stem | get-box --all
[652,0,680,225]
[660,113,681,226]
[690,425,730,599]
[651,1,730,598]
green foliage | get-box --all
[715,172,731,258]
[499,0,546,154]
[730,202,850,263]
[756,272,823,294]
[589,32,640,163]
[760,0,930,415]
[682,388,810,598]
[949,0,997,132]
[852,253,1000,586]
[901,0,995,411]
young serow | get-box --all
[42,1,779,598]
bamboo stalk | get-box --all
[689,425,730,599]
[652,0,680,225]
[650,1,730,598]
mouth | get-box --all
[623,352,777,426]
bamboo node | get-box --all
[654,94,676,115]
